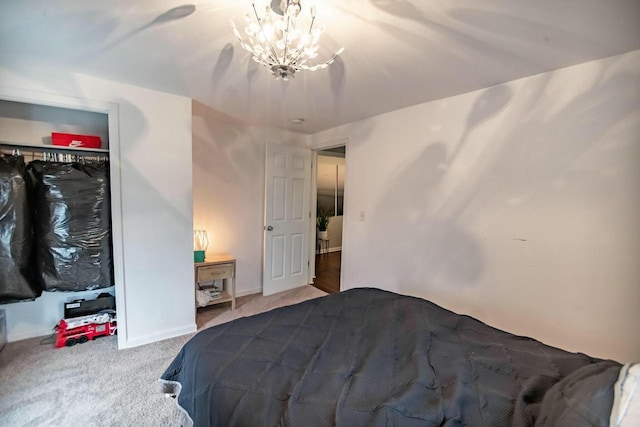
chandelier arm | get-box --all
[298,46,344,70]
[288,48,309,69]
[288,42,307,67]
[309,15,316,33]
[251,3,281,66]
[287,15,319,68]
[282,14,291,64]
[232,24,260,59]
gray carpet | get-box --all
[0,286,327,426]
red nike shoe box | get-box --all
[51,132,102,149]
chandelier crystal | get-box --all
[231,0,344,80]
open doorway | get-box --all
[312,146,345,293]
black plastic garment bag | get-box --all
[29,160,113,292]
[0,155,41,303]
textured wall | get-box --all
[192,101,309,296]
[311,50,640,362]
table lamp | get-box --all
[193,229,209,263]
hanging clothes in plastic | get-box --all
[0,155,41,303]
[30,160,113,292]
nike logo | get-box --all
[69,140,84,147]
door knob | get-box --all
[266,226,274,231]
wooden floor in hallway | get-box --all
[312,251,341,294]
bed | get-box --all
[161,288,630,427]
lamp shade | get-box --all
[194,230,209,263]
[194,229,209,252]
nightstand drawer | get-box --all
[197,263,234,282]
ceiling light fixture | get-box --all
[231,0,344,81]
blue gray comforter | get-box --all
[161,288,619,426]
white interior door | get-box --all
[264,144,311,296]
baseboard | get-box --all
[224,284,323,299]
[8,326,55,343]
[9,323,198,348]
[316,246,342,255]
[124,324,196,349]
[236,287,262,298]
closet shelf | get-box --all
[0,140,109,154]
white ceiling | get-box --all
[1,0,639,134]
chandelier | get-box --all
[231,0,344,80]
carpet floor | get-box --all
[0,285,327,427]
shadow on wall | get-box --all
[114,97,192,228]
[449,85,511,164]
[364,52,638,294]
[191,101,262,193]
[445,58,638,221]
[191,100,272,272]
[368,142,485,289]
[363,86,514,290]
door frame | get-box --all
[308,137,349,291]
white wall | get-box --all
[325,216,343,252]
[310,50,640,362]
[192,101,309,297]
[0,66,195,348]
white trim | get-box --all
[236,287,262,298]
[0,85,128,349]
[310,136,349,151]
[105,103,127,350]
[8,327,54,343]
[308,151,318,284]
[316,246,342,255]
[125,324,196,349]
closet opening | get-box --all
[0,95,125,349]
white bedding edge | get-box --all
[159,379,194,427]
[610,362,640,427]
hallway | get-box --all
[312,251,341,294]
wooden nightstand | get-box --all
[194,254,236,310]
